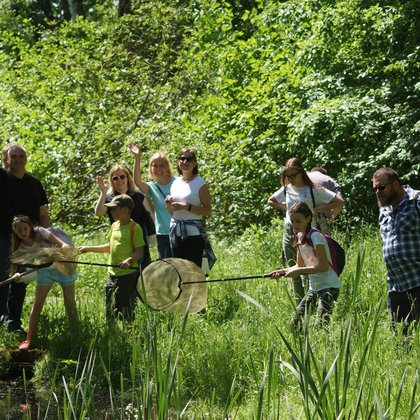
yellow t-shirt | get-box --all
[108,220,145,276]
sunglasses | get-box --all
[178,156,195,163]
[372,181,393,193]
[285,171,300,179]
[13,215,31,223]
[112,174,127,182]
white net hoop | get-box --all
[137,258,207,314]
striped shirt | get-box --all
[379,186,420,292]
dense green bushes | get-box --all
[0,0,418,234]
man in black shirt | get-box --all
[0,144,51,331]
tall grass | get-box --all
[0,224,419,418]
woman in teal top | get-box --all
[130,143,175,258]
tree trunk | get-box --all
[118,0,132,17]
[67,0,84,21]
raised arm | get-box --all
[128,142,150,195]
[94,176,108,217]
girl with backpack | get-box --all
[267,157,344,304]
[270,202,341,329]
[9,215,78,350]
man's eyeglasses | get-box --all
[178,156,195,163]
[112,174,127,182]
[285,171,300,179]
[372,181,393,193]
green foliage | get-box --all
[0,0,418,234]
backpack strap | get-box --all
[306,228,337,273]
[111,221,136,251]
[310,187,316,208]
[130,220,136,250]
[155,183,167,199]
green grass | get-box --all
[0,223,419,418]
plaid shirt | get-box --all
[379,186,420,292]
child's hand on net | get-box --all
[119,258,133,269]
[282,267,302,278]
[270,269,286,278]
[12,273,23,282]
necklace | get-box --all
[182,175,196,183]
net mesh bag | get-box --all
[137,258,207,314]
[10,247,79,276]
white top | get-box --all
[19,226,51,252]
[170,176,206,236]
[272,185,336,225]
[297,231,341,291]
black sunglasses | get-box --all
[285,171,300,179]
[372,181,393,193]
[112,174,127,181]
[178,156,195,162]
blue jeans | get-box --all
[157,235,173,259]
[0,236,11,319]
[6,282,27,330]
[0,235,28,330]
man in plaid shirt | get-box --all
[373,168,420,332]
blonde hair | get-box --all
[107,165,137,195]
[147,152,172,179]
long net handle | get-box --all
[182,274,272,285]
[21,260,139,270]
[0,269,37,288]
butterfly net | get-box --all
[137,258,208,314]
[10,247,79,276]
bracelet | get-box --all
[188,204,192,211]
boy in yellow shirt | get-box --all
[80,194,144,321]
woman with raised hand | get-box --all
[129,143,175,259]
[165,148,216,270]
[95,164,154,268]
[267,157,344,304]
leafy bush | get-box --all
[0,0,418,235]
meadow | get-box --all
[0,221,419,418]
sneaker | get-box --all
[18,340,30,351]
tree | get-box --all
[118,0,132,17]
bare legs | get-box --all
[26,286,50,343]
[24,284,79,345]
